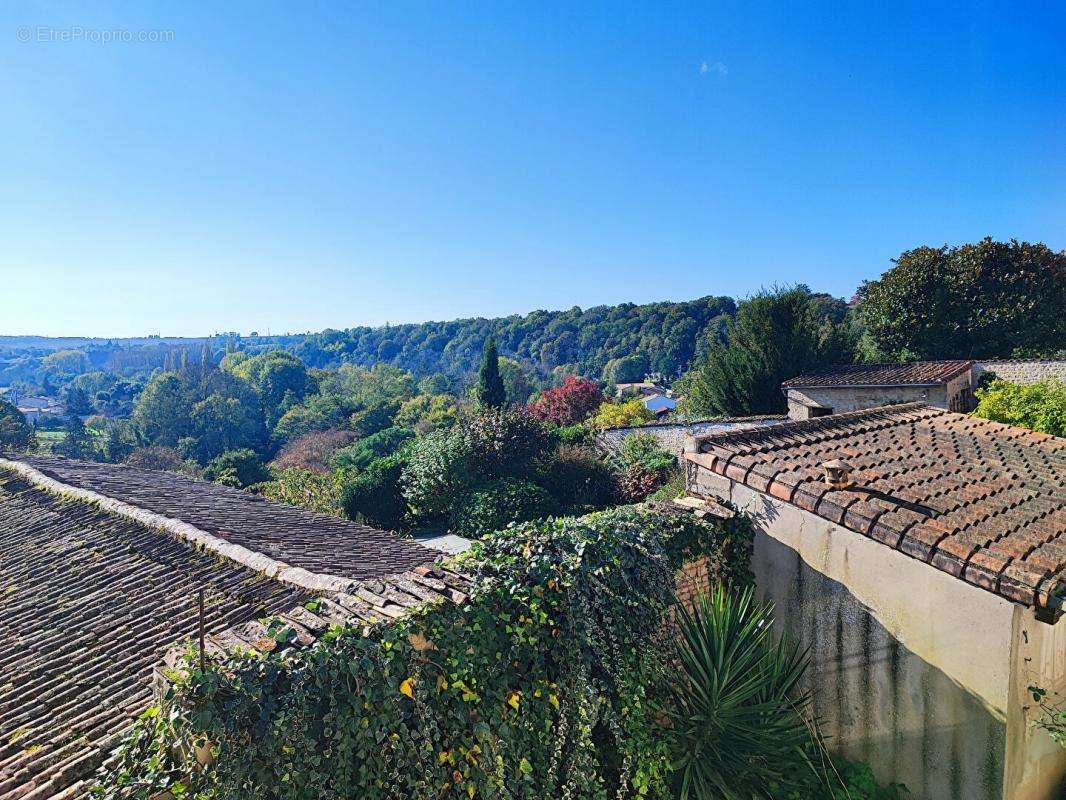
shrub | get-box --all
[400,426,473,521]
[203,449,270,488]
[449,477,554,537]
[662,585,815,799]
[124,446,201,477]
[615,463,669,504]
[394,393,459,434]
[270,429,355,473]
[95,506,756,800]
[348,400,400,437]
[526,375,605,426]
[341,453,409,531]
[554,423,593,445]
[617,432,676,473]
[331,426,415,471]
[402,408,553,523]
[259,467,344,516]
[0,398,34,450]
[539,445,617,513]
[462,406,553,478]
[973,378,1066,437]
[591,398,654,430]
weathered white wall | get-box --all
[686,464,1066,799]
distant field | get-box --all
[35,430,68,451]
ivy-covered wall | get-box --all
[95,505,753,800]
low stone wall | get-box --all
[973,360,1066,386]
[598,416,786,458]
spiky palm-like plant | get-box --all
[663,585,818,800]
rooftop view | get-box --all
[0,3,1064,800]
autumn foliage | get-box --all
[526,376,605,426]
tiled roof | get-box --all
[10,455,431,580]
[0,471,308,799]
[0,457,469,799]
[781,360,972,388]
[684,404,1066,608]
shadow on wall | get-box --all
[755,532,1006,800]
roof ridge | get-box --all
[0,456,395,595]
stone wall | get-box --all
[598,417,785,458]
[973,360,1066,386]
[786,385,949,419]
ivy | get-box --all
[93,505,754,800]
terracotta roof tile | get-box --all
[782,360,973,388]
[686,403,1066,608]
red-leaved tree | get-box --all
[526,376,605,426]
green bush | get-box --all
[348,400,400,437]
[331,426,414,471]
[341,453,409,531]
[449,477,554,537]
[973,378,1066,437]
[203,448,270,488]
[617,432,675,473]
[554,423,593,445]
[95,506,756,800]
[402,408,553,524]
[259,467,344,515]
[538,445,616,514]
[0,398,34,450]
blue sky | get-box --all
[1,2,1063,337]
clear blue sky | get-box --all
[1,2,1063,337]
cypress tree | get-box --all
[476,337,506,409]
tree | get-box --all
[63,386,94,417]
[679,286,854,416]
[526,376,605,426]
[132,373,193,446]
[590,398,654,430]
[203,449,270,488]
[476,337,506,408]
[224,350,310,428]
[0,399,34,450]
[858,238,1066,360]
[498,357,534,405]
[53,415,95,460]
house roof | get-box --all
[781,360,973,389]
[0,455,466,799]
[10,455,431,580]
[684,404,1066,608]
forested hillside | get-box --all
[291,295,738,383]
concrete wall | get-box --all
[973,360,1066,386]
[787,385,949,420]
[686,464,1066,799]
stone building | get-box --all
[681,403,1066,800]
[783,359,1066,421]
[782,361,974,419]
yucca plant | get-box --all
[662,585,819,800]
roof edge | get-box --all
[0,456,365,595]
[691,402,938,448]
